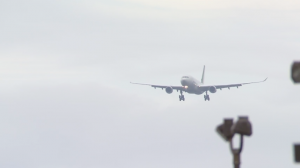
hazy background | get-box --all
[0,0,300,168]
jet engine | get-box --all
[209,86,217,93]
[165,86,173,94]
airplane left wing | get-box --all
[130,82,185,91]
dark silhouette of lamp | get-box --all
[295,144,300,163]
[292,61,300,83]
[216,116,252,168]
[216,118,234,141]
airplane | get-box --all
[131,66,267,101]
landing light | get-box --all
[184,86,188,89]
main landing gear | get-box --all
[204,91,210,101]
[179,90,185,101]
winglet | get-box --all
[242,77,268,85]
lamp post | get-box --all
[291,61,300,163]
[295,144,300,163]
[216,116,252,168]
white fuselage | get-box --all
[180,76,206,95]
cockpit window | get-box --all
[182,76,189,78]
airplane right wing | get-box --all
[201,78,268,90]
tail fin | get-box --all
[201,65,205,84]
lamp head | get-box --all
[231,116,252,136]
[216,118,234,141]
[292,61,300,83]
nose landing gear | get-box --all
[204,92,210,101]
[179,90,185,101]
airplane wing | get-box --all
[130,82,185,91]
[200,78,268,90]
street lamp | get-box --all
[292,61,300,83]
[295,144,300,163]
[216,116,252,168]
[291,61,300,163]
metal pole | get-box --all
[232,150,240,168]
[230,135,244,168]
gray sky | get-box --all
[0,0,300,168]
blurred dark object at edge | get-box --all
[295,144,300,163]
[291,61,300,83]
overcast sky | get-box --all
[1,0,300,168]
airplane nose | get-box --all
[181,79,187,86]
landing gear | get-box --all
[204,92,210,101]
[204,95,210,101]
[179,95,185,101]
[179,90,185,101]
